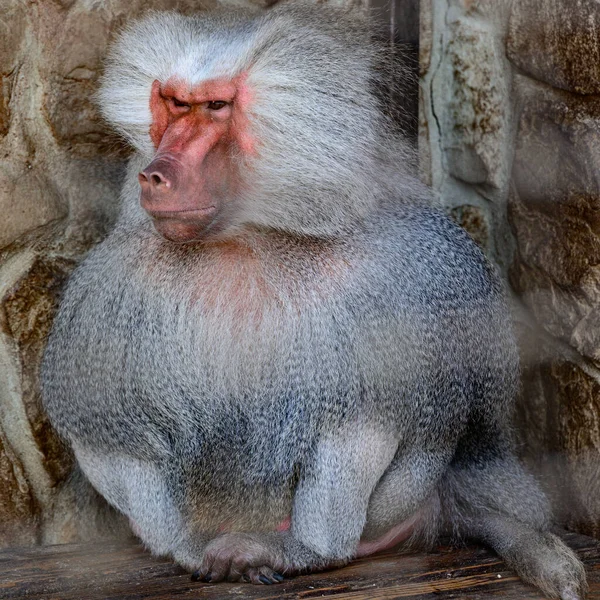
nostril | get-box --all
[150,171,170,188]
[137,162,172,194]
[151,173,164,186]
[139,169,170,189]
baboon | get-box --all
[42,3,586,598]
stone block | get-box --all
[551,362,600,537]
[449,204,489,250]
[3,258,77,486]
[0,2,27,137]
[419,0,432,76]
[509,76,600,362]
[437,17,510,188]
[0,433,37,546]
[451,0,513,28]
[507,0,600,95]
[38,3,128,158]
[0,160,67,251]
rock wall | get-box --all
[420,0,600,536]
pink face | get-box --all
[139,75,254,243]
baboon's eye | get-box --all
[207,100,228,111]
[171,97,191,109]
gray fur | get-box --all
[42,2,586,597]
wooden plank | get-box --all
[0,532,598,599]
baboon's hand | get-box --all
[191,531,347,584]
[192,533,287,584]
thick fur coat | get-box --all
[42,4,586,597]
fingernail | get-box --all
[259,575,273,585]
[273,573,284,582]
[191,571,201,582]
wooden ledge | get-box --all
[1,532,598,599]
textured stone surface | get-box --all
[507,0,600,95]
[419,0,433,77]
[420,1,516,271]
[0,2,26,138]
[0,434,37,546]
[507,73,600,536]
[551,362,600,538]
[450,0,514,32]
[418,0,433,185]
[514,354,600,537]
[3,258,77,485]
[38,4,124,158]
[450,204,489,250]
[421,0,512,203]
[509,75,600,362]
[0,3,69,250]
[0,159,68,251]
[437,12,511,189]
[418,94,432,186]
